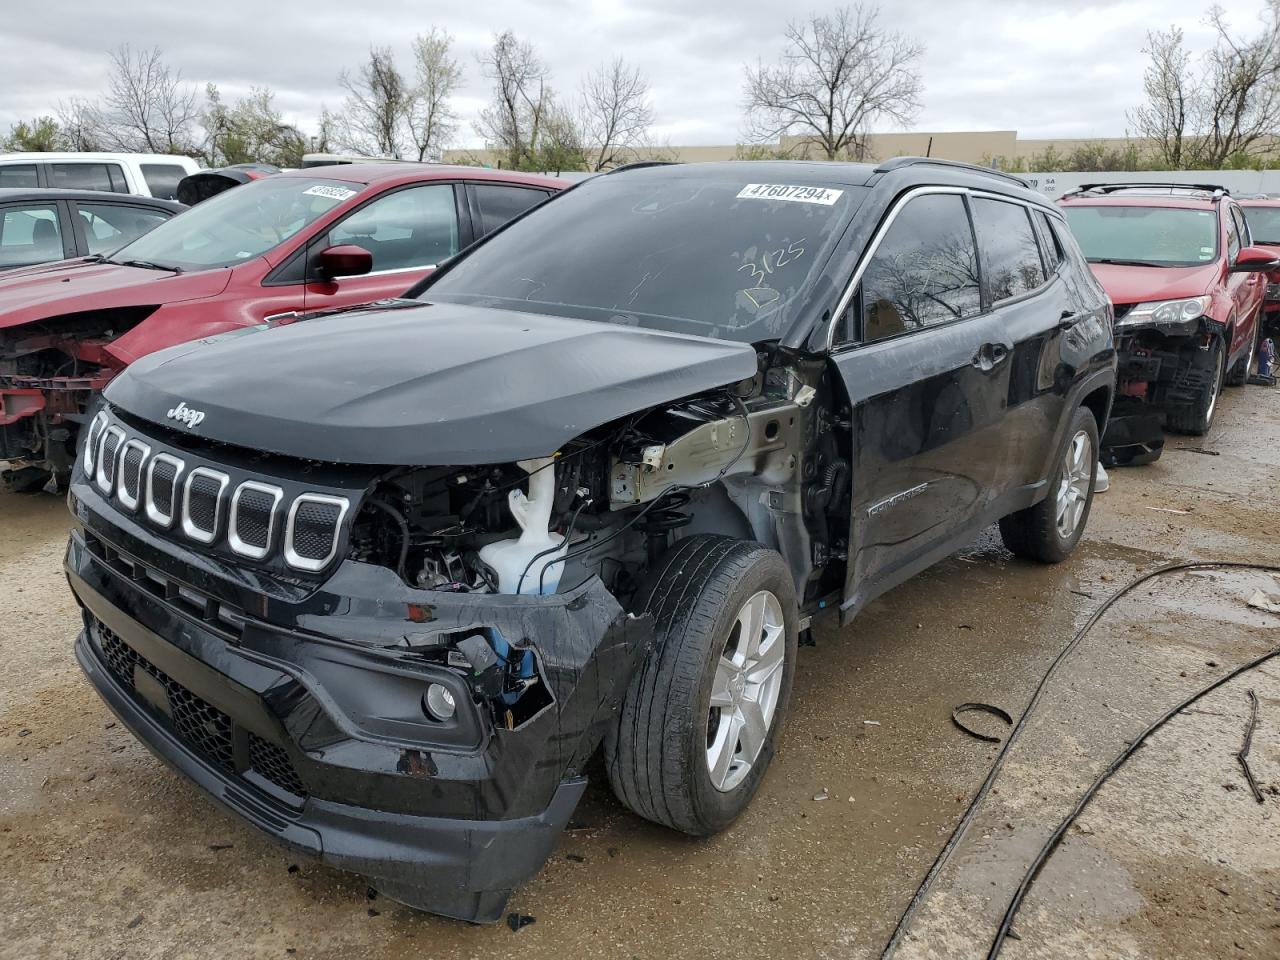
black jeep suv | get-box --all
[65,159,1115,922]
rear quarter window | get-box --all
[140,164,189,201]
[971,198,1046,302]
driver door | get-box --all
[302,182,468,312]
[830,190,1012,617]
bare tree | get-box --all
[1130,2,1280,168]
[475,31,553,170]
[405,29,462,161]
[96,44,200,154]
[56,99,104,151]
[743,4,924,161]
[336,47,408,158]
[580,58,655,170]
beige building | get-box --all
[442,130,1149,169]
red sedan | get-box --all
[0,164,567,484]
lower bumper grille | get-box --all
[93,619,306,801]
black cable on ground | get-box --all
[881,560,1280,960]
[1238,689,1264,805]
[986,642,1280,958]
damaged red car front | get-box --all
[0,165,566,488]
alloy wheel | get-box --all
[1055,429,1093,540]
[706,590,786,792]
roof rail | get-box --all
[872,156,1031,188]
[605,160,679,175]
[1063,182,1231,199]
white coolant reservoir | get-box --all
[479,457,569,594]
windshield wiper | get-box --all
[117,258,183,273]
[1088,257,1174,268]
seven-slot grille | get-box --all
[89,415,348,573]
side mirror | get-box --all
[316,244,373,280]
[1230,245,1280,273]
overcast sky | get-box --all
[0,0,1268,148]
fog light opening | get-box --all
[423,683,456,721]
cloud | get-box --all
[0,0,1267,149]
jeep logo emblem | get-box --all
[166,401,206,429]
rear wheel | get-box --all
[1168,336,1226,434]
[605,535,798,836]
[999,405,1098,563]
[1225,320,1259,387]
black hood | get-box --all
[105,301,759,465]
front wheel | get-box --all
[1225,319,1259,387]
[999,405,1099,563]
[605,535,798,836]
[1168,336,1225,434]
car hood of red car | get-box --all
[1089,261,1221,306]
[0,258,234,331]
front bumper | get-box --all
[65,486,652,922]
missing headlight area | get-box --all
[343,356,850,613]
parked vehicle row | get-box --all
[57,157,1117,922]
[1058,183,1277,463]
[0,164,565,485]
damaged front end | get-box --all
[1103,296,1219,464]
[1,306,156,484]
[67,456,653,921]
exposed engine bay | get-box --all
[346,351,851,611]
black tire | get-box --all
[999,405,1099,563]
[604,534,798,836]
[1167,336,1225,435]
[1225,320,1259,387]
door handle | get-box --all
[971,342,1010,371]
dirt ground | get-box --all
[2,384,1278,960]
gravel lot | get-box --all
[2,385,1278,960]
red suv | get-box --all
[1237,196,1280,343]
[1059,183,1277,463]
[0,165,566,484]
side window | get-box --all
[1231,205,1250,249]
[0,164,39,188]
[1034,210,1065,272]
[856,193,982,343]
[327,184,458,272]
[472,184,548,235]
[49,162,127,193]
[76,203,171,255]
[971,198,1046,302]
[140,164,189,201]
[0,205,63,266]
[1225,207,1241,261]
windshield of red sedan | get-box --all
[420,174,863,343]
[107,178,362,271]
[1062,204,1219,267]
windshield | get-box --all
[1242,205,1280,244]
[109,177,363,270]
[1062,204,1219,267]
[420,174,864,342]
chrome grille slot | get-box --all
[285,494,349,572]
[145,454,184,527]
[95,426,125,495]
[228,481,283,560]
[116,439,151,511]
[83,411,108,475]
[181,467,229,544]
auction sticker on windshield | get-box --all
[736,183,843,205]
[303,184,357,201]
